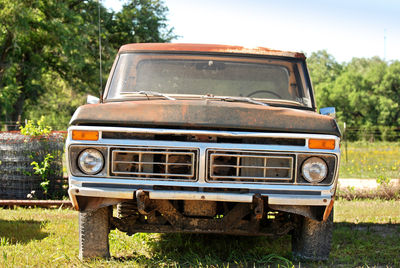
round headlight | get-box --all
[301,157,328,183]
[78,149,104,175]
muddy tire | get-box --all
[291,209,333,261]
[79,206,111,259]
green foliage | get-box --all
[112,0,177,44]
[24,73,86,129]
[0,0,176,130]
[19,116,51,136]
[376,175,391,186]
[19,117,60,196]
[308,51,400,141]
[31,153,54,195]
[0,237,10,247]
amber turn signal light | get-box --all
[308,139,335,150]
[72,130,99,141]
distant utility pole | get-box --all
[384,28,387,61]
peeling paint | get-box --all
[119,43,306,59]
[70,100,341,137]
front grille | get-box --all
[111,147,197,181]
[207,150,294,183]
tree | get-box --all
[308,50,400,141]
[307,50,343,86]
[0,0,175,130]
[376,61,400,126]
[307,50,343,110]
[111,0,177,44]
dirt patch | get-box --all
[338,178,400,190]
[352,224,399,238]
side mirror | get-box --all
[87,95,100,104]
[320,107,336,118]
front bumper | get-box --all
[68,176,334,210]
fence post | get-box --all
[344,122,348,163]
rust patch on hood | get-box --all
[119,43,306,59]
[70,100,340,137]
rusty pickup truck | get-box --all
[66,43,340,261]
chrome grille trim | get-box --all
[207,150,294,183]
[111,148,197,181]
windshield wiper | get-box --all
[120,91,176,100]
[202,95,269,106]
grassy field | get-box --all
[340,141,400,179]
[0,199,399,267]
[0,141,398,266]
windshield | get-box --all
[106,53,312,107]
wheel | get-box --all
[247,90,282,99]
[79,206,111,259]
[291,208,333,261]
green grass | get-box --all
[340,141,400,179]
[1,200,399,267]
[331,199,400,266]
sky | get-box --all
[102,0,400,63]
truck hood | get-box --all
[69,100,341,137]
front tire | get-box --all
[79,206,111,259]
[291,209,333,261]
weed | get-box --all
[19,116,52,137]
[337,185,400,200]
[16,167,33,177]
[31,153,54,195]
[19,118,61,198]
[0,237,10,246]
[377,175,391,186]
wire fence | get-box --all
[341,127,400,142]
[0,132,67,199]
[0,121,20,131]
[0,121,68,131]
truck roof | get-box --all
[118,43,306,59]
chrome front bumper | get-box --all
[68,176,335,210]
